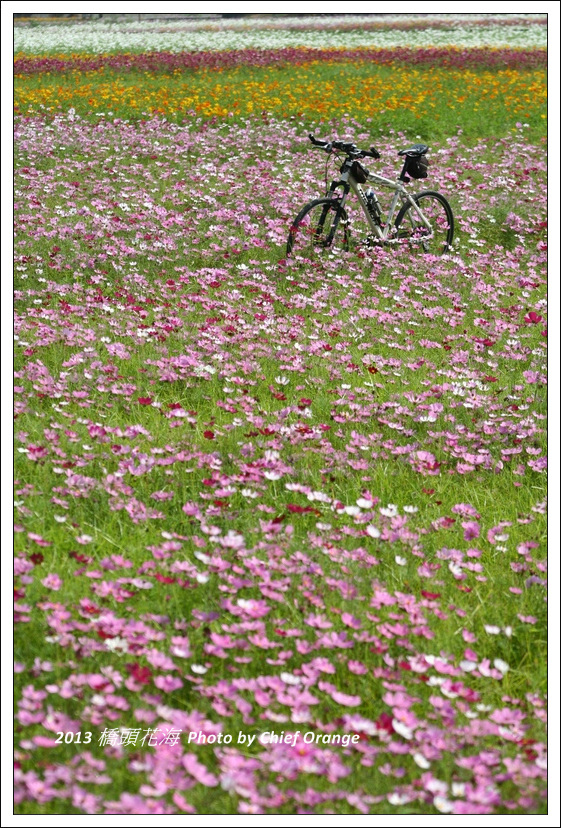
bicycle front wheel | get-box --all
[394,190,454,255]
[286,197,349,258]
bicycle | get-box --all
[286,134,454,259]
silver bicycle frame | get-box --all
[342,170,433,243]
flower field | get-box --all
[13,14,548,816]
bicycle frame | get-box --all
[326,166,432,244]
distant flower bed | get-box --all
[13,59,546,125]
[14,18,547,55]
[14,45,547,76]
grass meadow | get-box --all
[12,14,549,817]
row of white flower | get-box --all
[15,18,547,55]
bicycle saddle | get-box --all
[398,144,429,157]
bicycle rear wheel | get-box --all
[286,197,349,258]
[394,190,454,255]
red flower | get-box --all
[203,430,215,440]
[287,504,317,514]
[29,552,44,565]
[69,550,91,563]
[524,311,543,324]
[154,574,176,584]
[375,713,395,734]
[137,397,153,405]
[125,663,153,684]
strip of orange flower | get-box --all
[14,54,546,124]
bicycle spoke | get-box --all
[287,199,348,259]
[395,192,453,255]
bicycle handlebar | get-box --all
[309,133,380,160]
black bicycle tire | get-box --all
[394,190,454,255]
[286,197,349,257]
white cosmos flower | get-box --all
[191,664,208,674]
[441,686,459,699]
[307,491,331,503]
[366,525,381,538]
[388,793,411,806]
[280,672,301,685]
[105,637,129,654]
[494,659,510,674]
[413,753,431,769]
[356,498,373,509]
[194,551,211,564]
[434,796,454,814]
[391,719,414,740]
[395,556,407,566]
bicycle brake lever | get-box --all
[370,147,381,159]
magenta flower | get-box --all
[462,521,480,540]
[330,691,362,707]
[41,573,62,591]
[182,754,218,787]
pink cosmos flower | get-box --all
[27,445,49,461]
[330,691,362,707]
[32,735,59,747]
[410,451,441,476]
[28,533,52,547]
[462,521,480,540]
[182,753,218,787]
[341,613,361,629]
[41,573,62,591]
